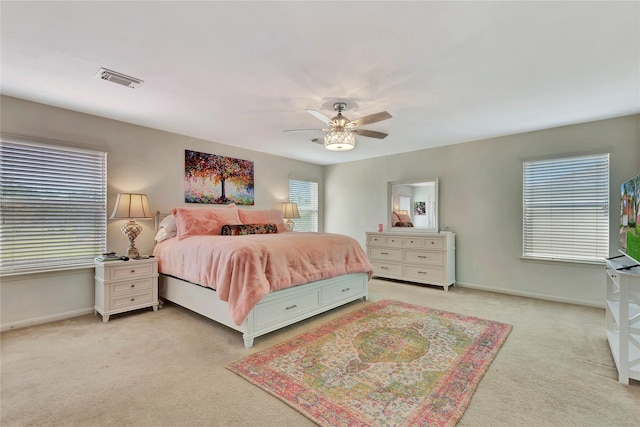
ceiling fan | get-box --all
[284,102,392,151]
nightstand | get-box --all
[94,258,159,323]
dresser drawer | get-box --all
[111,289,154,310]
[107,262,156,281]
[371,261,402,276]
[404,265,444,283]
[322,278,366,306]
[111,278,154,296]
[404,250,444,265]
[368,234,385,245]
[368,247,402,262]
[384,236,402,246]
[254,291,321,328]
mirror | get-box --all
[387,178,438,233]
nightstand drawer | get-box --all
[111,278,154,296]
[404,250,443,265]
[107,262,156,281]
[111,290,154,310]
[404,265,444,283]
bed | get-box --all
[153,206,373,347]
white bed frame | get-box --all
[160,273,369,348]
[155,209,369,347]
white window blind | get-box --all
[288,178,318,232]
[522,153,609,263]
[0,138,107,275]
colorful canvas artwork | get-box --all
[184,149,254,205]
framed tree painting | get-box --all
[184,149,254,205]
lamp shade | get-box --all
[110,193,153,220]
[324,130,355,151]
[280,202,301,219]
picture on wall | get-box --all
[414,201,426,215]
[184,149,254,205]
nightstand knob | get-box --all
[130,284,135,288]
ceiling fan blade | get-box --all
[283,128,325,133]
[306,109,332,124]
[348,111,392,127]
[352,129,389,139]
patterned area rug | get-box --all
[227,300,512,427]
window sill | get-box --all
[520,256,605,268]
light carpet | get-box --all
[227,299,512,427]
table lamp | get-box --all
[110,193,153,258]
[280,202,300,230]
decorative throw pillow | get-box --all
[221,223,278,236]
[395,221,414,227]
[154,214,177,242]
[237,209,290,232]
[171,206,241,239]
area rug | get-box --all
[227,299,512,427]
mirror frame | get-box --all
[387,178,439,233]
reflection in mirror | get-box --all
[388,178,438,232]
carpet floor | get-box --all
[1,279,639,426]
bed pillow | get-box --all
[154,214,177,242]
[221,223,278,236]
[237,209,291,232]
[171,206,241,239]
[392,213,400,225]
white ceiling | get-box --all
[1,1,639,165]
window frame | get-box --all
[288,177,319,232]
[0,137,107,276]
[522,152,610,265]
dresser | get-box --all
[94,258,159,323]
[366,231,455,290]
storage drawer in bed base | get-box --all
[159,273,369,348]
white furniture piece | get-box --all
[605,255,640,384]
[366,231,455,291]
[160,272,369,348]
[95,258,159,323]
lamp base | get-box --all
[285,219,295,230]
[121,220,142,259]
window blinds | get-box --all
[522,153,609,263]
[0,139,107,275]
[288,179,318,232]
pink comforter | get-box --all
[153,232,373,325]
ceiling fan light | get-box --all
[324,130,355,151]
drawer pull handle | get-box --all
[130,298,135,302]
[380,266,389,270]
[342,287,351,292]
[430,242,434,245]
[418,255,427,259]
[131,270,135,273]
[130,284,135,288]
[285,304,297,310]
[418,271,427,275]
[380,252,389,255]
[410,240,414,243]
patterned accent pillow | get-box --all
[221,223,278,236]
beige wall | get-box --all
[2,94,638,329]
[0,95,323,329]
[325,114,640,307]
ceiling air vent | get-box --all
[96,68,143,88]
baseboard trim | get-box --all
[454,281,605,309]
[1,307,94,332]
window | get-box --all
[0,138,107,275]
[288,178,318,232]
[522,153,609,263]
